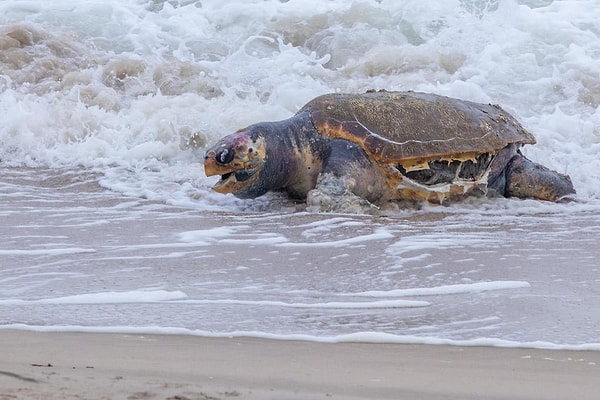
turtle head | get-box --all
[205,114,326,200]
[203,129,268,198]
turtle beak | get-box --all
[204,131,265,194]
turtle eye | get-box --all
[216,148,234,164]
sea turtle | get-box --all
[204,90,574,211]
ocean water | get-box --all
[1,0,599,350]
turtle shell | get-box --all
[300,90,535,171]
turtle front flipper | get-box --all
[505,154,575,202]
[307,139,389,212]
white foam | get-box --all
[3,324,599,352]
[178,226,249,243]
[279,227,394,248]
[0,248,96,256]
[178,226,289,246]
[349,281,531,298]
[176,225,393,248]
[176,298,430,309]
[388,235,494,255]
[0,290,188,305]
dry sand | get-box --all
[0,330,598,400]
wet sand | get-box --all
[1,329,599,400]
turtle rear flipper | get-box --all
[307,139,388,212]
[506,155,575,202]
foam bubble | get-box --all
[0,290,188,305]
[350,281,532,297]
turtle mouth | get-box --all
[212,168,257,192]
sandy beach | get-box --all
[0,330,598,400]
[2,2,600,400]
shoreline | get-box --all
[1,330,599,400]
[3,324,600,352]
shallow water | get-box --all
[1,168,599,349]
[1,0,600,349]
